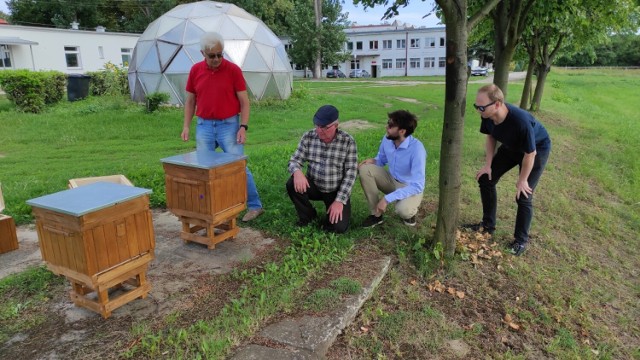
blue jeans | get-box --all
[196,115,262,210]
[478,145,550,244]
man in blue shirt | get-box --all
[466,84,551,256]
[358,110,427,227]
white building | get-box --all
[343,21,447,77]
[0,24,139,73]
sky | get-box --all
[0,1,443,28]
[341,1,442,28]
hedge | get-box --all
[0,70,66,113]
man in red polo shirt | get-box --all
[181,32,264,222]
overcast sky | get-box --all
[1,1,442,29]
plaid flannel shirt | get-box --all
[288,129,358,204]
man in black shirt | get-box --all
[467,84,551,256]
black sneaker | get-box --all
[403,216,417,226]
[361,215,383,228]
[509,241,527,256]
[462,222,495,237]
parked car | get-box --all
[470,67,488,76]
[349,69,371,78]
[326,69,346,78]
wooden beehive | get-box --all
[0,183,19,254]
[27,182,155,318]
[27,182,155,280]
[68,174,133,189]
[161,151,247,223]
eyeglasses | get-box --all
[205,52,224,59]
[316,122,337,131]
[473,101,496,112]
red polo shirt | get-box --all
[185,59,247,120]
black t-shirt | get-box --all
[480,104,551,153]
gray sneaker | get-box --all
[403,216,417,226]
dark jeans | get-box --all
[478,145,550,244]
[286,176,351,233]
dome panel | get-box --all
[138,48,161,72]
[227,15,259,38]
[218,16,251,40]
[164,4,194,19]
[139,19,161,41]
[241,44,268,72]
[157,76,181,104]
[138,73,163,93]
[184,43,204,63]
[244,72,270,99]
[165,49,193,74]
[134,41,154,68]
[189,15,224,34]
[157,41,180,70]
[156,17,185,39]
[224,40,251,66]
[254,43,276,70]
[165,73,188,105]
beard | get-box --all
[386,133,399,141]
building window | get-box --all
[347,42,354,51]
[0,45,12,68]
[410,58,420,68]
[121,48,132,67]
[284,44,292,52]
[350,60,360,69]
[64,46,81,68]
[410,38,420,48]
[369,40,378,50]
[424,57,435,68]
[425,37,436,47]
[396,58,406,69]
[396,39,406,49]
[383,40,392,49]
[438,57,446,67]
[382,58,392,69]
[98,46,104,59]
[440,37,445,47]
[356,41,363,50]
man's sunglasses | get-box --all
[473,101,496,112]
[205,52,224,59]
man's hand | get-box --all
[327,201,344,224]
[475,165,492,181]
[515,179,532,200]
[181,128,190,141]
[293,171,310,194]
[375,198,388,216]
[236,127,246,144]
[358,158,375,169]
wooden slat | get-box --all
[83,229,98,276]
[0,215,19,253]
[124,214,140,257]
[92,226,110,272]
[102,222,121,266]
[115,220,130,263]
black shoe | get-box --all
[361,214,383,228]
[403,216,417,226]
[295,219,312,227]
[462,222,495,237]
[509,241,527,256]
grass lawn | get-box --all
[0,69,638,358]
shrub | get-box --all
[145,92,170,113]
[87,62,129,96]
[0,70,66,113]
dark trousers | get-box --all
[286,176,351,233]
[478,145,550,244]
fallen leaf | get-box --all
[447,287,456,295]
[508,322,520,330]
[410,279,417,286]
[504,314,513,323]
[456,291,465,299]
[360,326,369,332]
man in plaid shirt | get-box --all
[286,105,358,233]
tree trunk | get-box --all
[530,64,550,111]
[434,5,468,260]
[519,53,536,109]
[313,0,322,79]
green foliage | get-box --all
[87,62,129,96]
[145,92,170,113]
[305,288,340,311]
[0,69,65,113]
[287,0,350,71]
[330,277,361,295]
[556,34,640,67]
[0,266,61,297]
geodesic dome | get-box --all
[128,1,293,105]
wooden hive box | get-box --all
[0,183,19,254]
[161,151,247,224]
[68,174,133,189]
[27,182,155,281]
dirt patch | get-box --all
[340,119,377,131]
[395,97,421,104]
[0,209,279,358]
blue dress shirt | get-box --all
[374,135,427,203]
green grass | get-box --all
[1,69,639,358]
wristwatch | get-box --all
[240,124,249,131]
